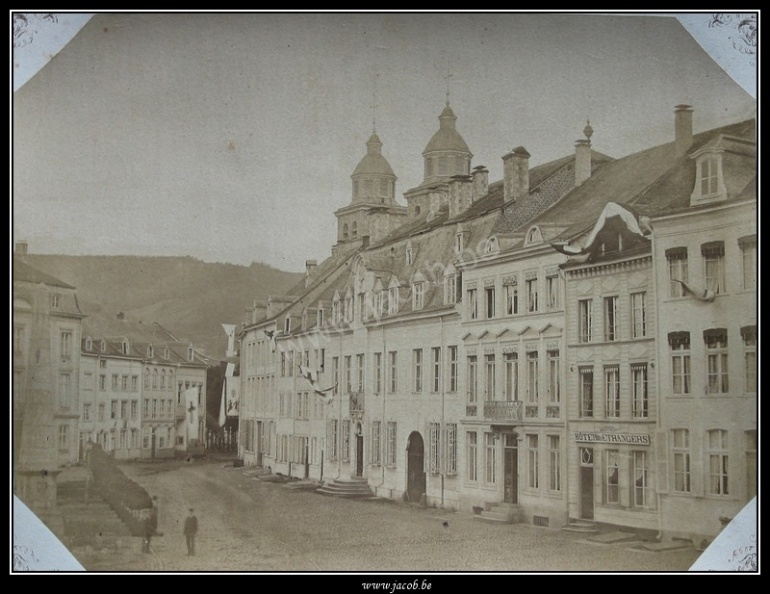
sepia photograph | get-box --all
[11,11,757,575]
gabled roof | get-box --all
[13,257,75,289]
[530,118,755,242]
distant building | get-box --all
[79,313,209,459]
[13,256,86,518]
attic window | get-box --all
[317,307,325,327]
[406,242,413,266]
[50,294,60,309]
[412,281,425,310]
[187,346,195,362]
[164,347,170,359]
[454,226,466,255]
[486,236,500,253]
[122,340,130,356]
[85,337,92,351]
[690,151,727,204]
[526,226,543,245]
[284,316,291,334]
[147,345,154,358]
[388,284,399,315]
[100,340,106,352]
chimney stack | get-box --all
[305,259,318,287]
[574,120,593,187]
[502,147,530,202]
[448,175,473,218]
[471,165,489,202]
[250,300,267,324]
[674,104,693,155]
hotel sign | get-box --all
[574,432,650,445]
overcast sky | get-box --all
[12,12,756,272]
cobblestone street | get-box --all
[63,457,703,573]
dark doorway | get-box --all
[356,434,364,477]
[406,431,426,503]
[503,433,518,504]
[579,447,594,519]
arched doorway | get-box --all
[406,431,426,503]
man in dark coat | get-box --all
[183,508,198,556]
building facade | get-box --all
[13,256,85,517]
[238,103,756,544]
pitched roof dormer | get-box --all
[689,134,756,206]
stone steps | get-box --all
[57,481,134,543]
[474,503,521,524]
[561,519,599,534]
[316,477,373,498]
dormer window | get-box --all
[122,340,130,356]
[344,294,353,323]
[147,345,154,358]
[690,147,728,204]
[526,226,543,246]
[444,265,458,305]
[333,298,341,323]
[406,241,413,266]
[388,281,399,315]
[454,225,466,256]
[317,307,325,327]
[485,236,500,253]
[284,315,291,334]
[85,337,93,351]
[50,294,60,309]
[301,310,308,331]
[412,280,425,310]
[164,347,170,359]
[187,345,195,362]
[100,340,107,353]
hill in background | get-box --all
[20,254,303,360]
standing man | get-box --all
[184,508,198,556]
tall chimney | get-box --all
[502,147,530,202]
[472,165,489,202]
[674,104,693,155]
[305,259,318,287]
[448,175,472,218]
[574,120,593,187]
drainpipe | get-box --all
[650,237,664,542]
[440,315,446,509]
[337,331,342,481]
[374,324,387,493]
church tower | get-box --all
[404,101,474,219]
[334,132,408,252]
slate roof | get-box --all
[524,119,756,243]
[81,308,206,365]
[13,256,75,289]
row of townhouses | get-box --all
[13,256,208,517]
[237,102,756,545]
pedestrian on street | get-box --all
[184,507,198,556]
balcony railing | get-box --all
[483,400,523,421]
